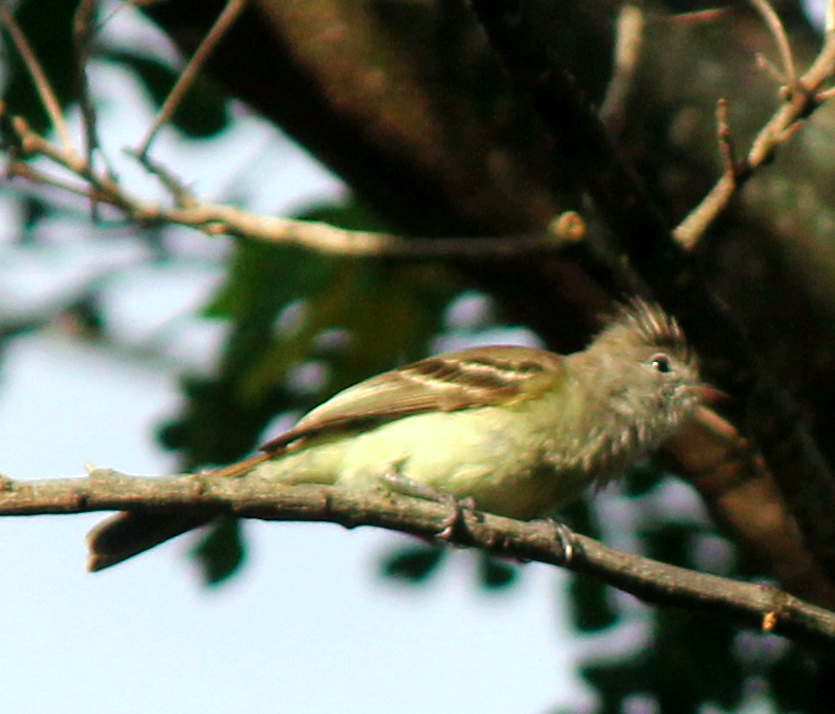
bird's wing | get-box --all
[260,345,565,452]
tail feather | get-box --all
[86,452,275,572]
[87,512,212,572]
[87,452,290,572]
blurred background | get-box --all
[1,1,833,712]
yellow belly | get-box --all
[252,404,594,520]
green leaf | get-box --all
[478,552,518,590]
[622,462,665,497]
[157,373,283,467]
[164,196,461,580]
[160,242,339,468]
[568,574,619,632]
[190,517,245,586]
[105,49,230,138]
[380,543,445,583]
[583,609,744,714]
[168,239,456,471]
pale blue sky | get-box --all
[4,1,821,710]
[0,6,594,712]
[0,330,590,714]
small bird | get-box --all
[87,300,710,571]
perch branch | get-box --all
[1,468,834,647]
[73,0,107,178]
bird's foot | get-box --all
[435,495,477,541]
[546,518,577,564]
[378,471,475,541]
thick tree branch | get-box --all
[1,469,835,647]
[468,0,835,588]
[667,408,835,608]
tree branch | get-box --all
[0,1,74,152]
[600,3,645,135]
[2,469,835,647]
[0,104,585,260]
[134,0,246,158]
[467,0,835,590]
[674,3,835,249]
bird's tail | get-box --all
[87,452,273,572]
[87,511,212,572]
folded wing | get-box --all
[260,345,565,452]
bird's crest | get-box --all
[601,299,691,361]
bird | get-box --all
[87,299,711,572]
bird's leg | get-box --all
[435,495,477,541]
[547,518,577,565]
[378,469,476,541]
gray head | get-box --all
[569,299,706,471]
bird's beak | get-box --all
[693,384,728,403]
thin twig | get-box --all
[749,0,798,92]
[157,203,586,259]
[2,105,586,259]
[6,159,96,200]
[600,4,645,133]
[674,14,835,249]
[715,99,740,179]
[673,101,745,239]
[128,148,198,208]
[652,9,726,26]
[756,51,787,84]
[0,2,74,153]
[73,0,103,175]
[135,0,246,158]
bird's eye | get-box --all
[651,353,672,373]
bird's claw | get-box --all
[548,519,576,564]
[435,495,476,541]
[378,471,475,541]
